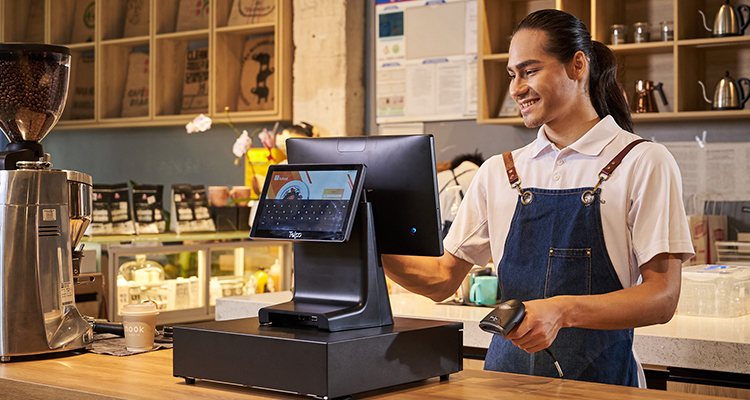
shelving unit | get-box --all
[0,0,292,129]
[478,0,750,125]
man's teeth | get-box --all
[521,100,538,108]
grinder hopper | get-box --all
[0,43,71,167]
[0,43,94,361]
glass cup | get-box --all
[660,21,673,41]
[121,302,159,351]
[610,24,626,45]
[634,22,650,43]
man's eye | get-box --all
[508,75,516,80]
[526,69,538,75]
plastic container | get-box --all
[677,265,750,318]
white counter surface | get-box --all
[215,291,750,375]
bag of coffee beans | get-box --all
[132,184,166,234]
[180,41,209,115]
[86,183,136,236]
[237,33,275,112]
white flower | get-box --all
[258,128,275,150]
[185,114,212,134]
[232,130,253,157]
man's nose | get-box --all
[509,77,527,99]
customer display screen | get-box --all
[250,164,366,242]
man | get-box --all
[381,9,693,387]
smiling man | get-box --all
[382,9,694,387]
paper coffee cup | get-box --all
[121,302,159,351]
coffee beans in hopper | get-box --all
[0,53,69,143]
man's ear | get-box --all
[567,50,588,81]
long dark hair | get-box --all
[513,9,633,132]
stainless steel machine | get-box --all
[0,43,94,361]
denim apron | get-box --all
[483,139,647,387]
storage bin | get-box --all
[677,265,750,318]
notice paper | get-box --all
[376,0,477,123]
[663,141,750,204]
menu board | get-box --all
[376,0,477,124]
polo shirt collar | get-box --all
[530,115,621,159]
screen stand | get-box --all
[258,200,394,331]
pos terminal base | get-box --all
[173,317,463,399]
[258,201,394,332]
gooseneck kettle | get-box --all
[698,71,750,110]
[699,0,750,37]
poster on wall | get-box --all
[375,0,477,124]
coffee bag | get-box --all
[237,34,275,112]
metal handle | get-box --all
[738,78,750,108]
[91,320,125,336]
[654,82,669,106]
[738,4,750,34]
[698,10,712,32]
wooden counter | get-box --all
[0,349,732,400]
[217,292,750,375]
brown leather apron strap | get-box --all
[502,151,520,187]
[599,138,649,179]
[503,139,649,189]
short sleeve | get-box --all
[442,162,493,266]
[628,144,694,266]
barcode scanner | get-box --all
[479,299,564,378]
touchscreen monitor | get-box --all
[250,164,366,242]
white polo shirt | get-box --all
[444,116,694,289]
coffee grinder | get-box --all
[0,43,94,361]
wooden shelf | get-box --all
[0,0,292,129]
[678,36,750,48]
[478,0,750,125]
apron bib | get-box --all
[484,140,647,387]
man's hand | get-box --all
[500,252,682,353]
[503,298,568,353]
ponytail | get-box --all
[514,10,633,132]
[590,41,633,132]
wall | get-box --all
[4,2,749,213]
[293,0,365,137]
[39,125,248,189]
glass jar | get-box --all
[634,22,650,43]
[610,24,626,45]
[659,21,673,41]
